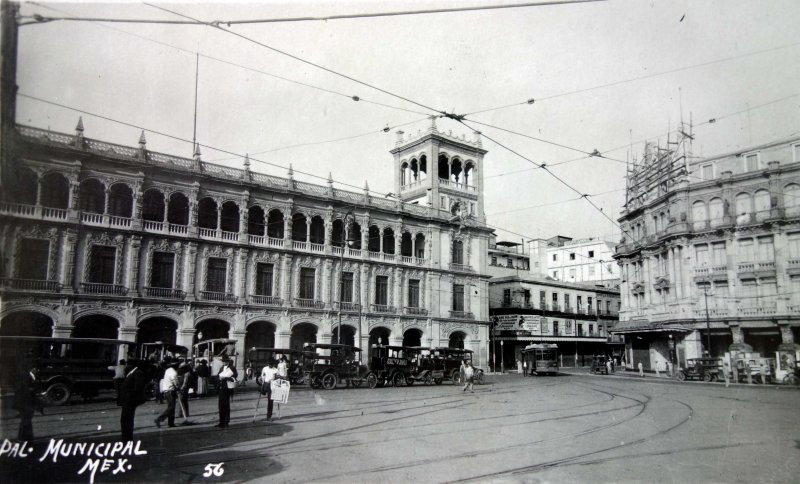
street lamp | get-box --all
[337,211,358,344]
[702,281,712,356]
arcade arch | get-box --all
[290,322,317,351]
[245,321,276,349]
[72,314,119,339]
[137,317,178,344]
[0,311,53,336]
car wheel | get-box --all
[452,371,461,384]
[352,379,362,388]
[475,372,484,385]
[676,372,686,381]
[405,376,414,386]
[423,375,433,385]
[366,373,378,389]
[322,373,338,390]
[46,382,72,406]
[434,378,443,385]
[393,373,405,387]
[703,373,713,382]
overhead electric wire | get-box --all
[487,187,627,216]
[144,2,445,116]
[464,39,800,117]
[23,0,605,26]
[466,118,628,163]
[24,2,430,117]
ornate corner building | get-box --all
[0,115,493,370]
[613,130,800,371]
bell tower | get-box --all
[390,116,487,222]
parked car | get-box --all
[677,358,721,382]
[590,355,610,375]
[245,347,304,385]
[405,346,445,385]
[302,343,370,390]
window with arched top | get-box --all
[142,189,165,222]
[414,233,426,259]
[692,200,707,228]
[107,183,133,218]
[167,192,189,225]
[382,228,395,254]
[754,189,771,215]
[291,213,308,242]
[197,198,218,229]
[709,197,724,223]
[247,206,265,235]
[309,216,325,244]
[220,201,240,233]
[368,225,380,252]
[15,168,38,205]
[79,179,106,214]
[267,209,284,238]
[40,173,69,209]
[785,184,800,210]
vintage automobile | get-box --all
[405,346,445,385]
[303,343,370,390]
[368,344,413,387]
[677,357,722,382]
[193,338,238,393]
[432,347,484,384]
[590,355,610,375]
[245,347,305,385]
[734,356,774,383]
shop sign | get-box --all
[493,314,543,333]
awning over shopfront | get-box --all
[495,336,607,343]
[610,320,692,334]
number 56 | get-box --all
[203,463,225,477]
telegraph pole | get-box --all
[1,0,20,196]
[703,282,712,356]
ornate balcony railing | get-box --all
[82,283,128,295]
[169,223,188,235]
[221,230,238,241]
[449,310,474,319]
[292,240,308,251]
[249,295,282,306]
[144,287,186,299]
[80,212,104,225]
[294,298,324,309]
[371,304,396,313]
[109,215,132,228]
[310,243,325,253]
[199,290,236,302]
[198,227,216,238]
[334,301,361,312]
[143,220,163,231]
[1,278,60,291]
[405,307,428,316]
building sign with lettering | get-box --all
[493,315,544,334]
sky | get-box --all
[12,0,800,244]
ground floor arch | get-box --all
[368,326,391,360]
[403,328,423,347]
[331,324,356,346]
[246,321,276,350]
[194,319,230,345]
[0,311,53,336]
[72,314,119,339]
[137,317,178,344]
[448,331,466,349]
[290,322,317,351]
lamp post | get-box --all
[703,281,711,356]
[337,211,356,345]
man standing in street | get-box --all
[155,360,178,428]
[109,359,126,406]
[261,359,279,422]
[216,359,237,428]
[13,365,42,441]
[120,361,149,441]
[277,356,288,380]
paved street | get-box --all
[2,372,798,483]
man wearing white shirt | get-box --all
[277,356,288,379]
[216,359,237,428]
[261,360,279,422]
[155,361,178,428]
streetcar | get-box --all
[193,338,238,391]
[0,336,138,405]
[522,343,559,375]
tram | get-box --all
[522,343,559,375]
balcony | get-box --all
[1,278,60,292]
[144,287,186,299]
[449,310,474,319]
[438,178,477,193]
[249,295,282,306]
[334,301,361,312]
[371,304,396,313]
[0,201,69,222]
[736,260,775,279]
[294,298,324,309]
[82,283,128,295]
[200,290,236,302]
[738,302,777,316]
[405,307,428,316]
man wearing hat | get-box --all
[216,358,237,428]
[155,359,178,428]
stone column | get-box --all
[60,229,79,293]
[394,267,402,310]
[68,180,80,222]
[360,264,370,310]
[728,322,752,352]
[281,254,293,305]
[306,219,311,244]
[284,216,292,249]
[778,321,796,351]
[379,229,384,253]
[322,259,333,307]
[177,329,196,350]
[231,330,247,375]
[184,242,198,301]
[127,235,142,297]
[239,206,249,243]
[216,204,222,236]
[235,248,248,303]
